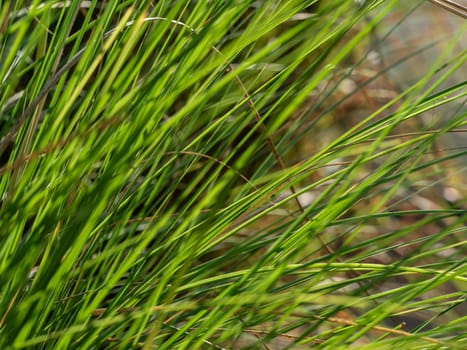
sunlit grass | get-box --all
[0,1,465,349]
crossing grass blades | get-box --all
[0,1,466,349]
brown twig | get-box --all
[429,0,467,18]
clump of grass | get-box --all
[0,1,465,349]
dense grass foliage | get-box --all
[0,1,465,349]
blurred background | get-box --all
[378,1,466,159]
